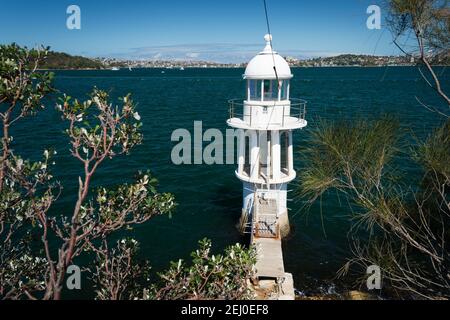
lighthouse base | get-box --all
[238,209,291,239]
[240,182,292,239]
[278,210,290,239]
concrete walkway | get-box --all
[250,196,295,300]
[253,237,285,278]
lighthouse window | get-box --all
[248,80,262,101]
[263,80,280,101]
[280,80,289,100]
[244,136,251,176]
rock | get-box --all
[258,280,277,291]
[348,290,373,300]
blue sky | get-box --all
[0,0,400,62]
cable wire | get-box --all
[263,0,280,86]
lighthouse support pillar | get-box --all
[271,131,281,181]
[250,132,260,180]
[274,183,290,239]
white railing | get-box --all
[228,98,307,127]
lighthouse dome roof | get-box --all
[244,34,292,80]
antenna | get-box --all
[263,0,280,88]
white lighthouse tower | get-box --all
[227,35,306,298]
[228,34,307,240]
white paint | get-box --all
[288,131,294,175]
[250,132,260,180]
[271,131,281,181]
[244,35,293,80]
[238,131,246,174]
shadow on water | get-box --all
[210,185,242,220]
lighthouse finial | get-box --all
[263,34,274,53]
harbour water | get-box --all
[10,67,449,297]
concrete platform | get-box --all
[253,237,285,278]
[279,273,295,300]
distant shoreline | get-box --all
[38,65,449,71]
[38,50,448,71]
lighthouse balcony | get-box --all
[227,99,307,130]
[235,167,297,185]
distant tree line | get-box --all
[39,51,104,70]
[290,53,449,67]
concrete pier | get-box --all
[249,197,295,300]
[253,238,285,278]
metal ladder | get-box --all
[239,195,254,234]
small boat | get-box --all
[111,67,120,71]
[128,66,132,71]
[180,67,185,71]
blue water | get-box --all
[10,67,449,295]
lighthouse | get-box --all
[227,35,306,298]
[228,34,307,240]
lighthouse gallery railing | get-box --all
[228,98,307,127]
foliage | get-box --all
[388,0,449,54]
[0,44,57,299]
[297,0,450,299]
[299,117,401,208]
[88,238,151,300]
[147,239,256,300]
[1,44,254,301]
[386,0,450,110]
[0,44,176,300]
[298,117,449,299]
[88,239,256,301]
[0,43,54,108]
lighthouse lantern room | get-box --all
[227,34,307,239]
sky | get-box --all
[0,0,401,63]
